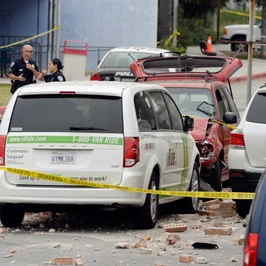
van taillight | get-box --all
[90,72,102,81]
[244,233,259,266]
[230,132,245,147]
[124,137,139,167]
[0,135,6,166]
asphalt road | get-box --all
[0,52,263,265]
[0,206,245,266]
[232,77,265,117]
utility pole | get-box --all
[246,0,255,105]
[159,0,172,42]
[173,0,179,47]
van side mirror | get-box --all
[183,115,194,131]
[223,112,237,124]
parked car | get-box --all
[243,169,266,266]
[130,54,242,191]
[90,46,172,82]
[0,81,200,229]
[229,84,266,218]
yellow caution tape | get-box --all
[183,114,236,130]
[222,10,262,20]
[0,166,255,200]
[0,26,61,50]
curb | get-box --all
[231,72,266,83]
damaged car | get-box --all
[130,54,242,191]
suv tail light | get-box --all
[124,137,139,167]
[230,132,245,147]
[244,233,259,266]
[0,135,6,166]
[90,72,102,81]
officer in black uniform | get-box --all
[38,58,66,82]
[9,45,40,94]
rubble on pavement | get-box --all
[0,198,245,265]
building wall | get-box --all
[0,0,48,37]
[60,0,158,69]
[0,0,158,71]
[0,0,49,70]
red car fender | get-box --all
[205,122,224,161]
[0,106,6,116]
[191,118,224,163]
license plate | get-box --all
[51,151,76,164]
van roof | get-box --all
[16,81,164,97]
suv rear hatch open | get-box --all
[130,54,243,83]
[5,94,124,186]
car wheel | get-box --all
[235,199,252,218]
[0,204,24,227]
[231,37,247,52]
[209,160,222,192]
[135,172,159,229]
[183,163,200,213]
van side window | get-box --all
[149,91,171,130]
[134,92,156,131]
[164,93,184,131]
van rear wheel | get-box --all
[184,163,200,213]
[0,204,24,227]
[135,172,159,229]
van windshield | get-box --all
[9,95,123,133]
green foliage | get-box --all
[0,84,11,106]
[173,7,262,48]
[157,1,265,52]
[157,39,186,54]
[181,0,229,19]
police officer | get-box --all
[9,44,40,94]
[38,58,66,82]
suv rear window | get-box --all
[246,92,266,124]
[9,95,123,133]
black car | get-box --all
[90,46,171,82]
[243,169,266,266]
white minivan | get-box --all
[0,81,200,229]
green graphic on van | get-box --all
[179,135,189,190]
[7,136,123,145]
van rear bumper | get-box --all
[0,172,147,207]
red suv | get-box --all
[130,54,242,191]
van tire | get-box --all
[0,205,24,227]
[135,172,159,229]
[209,160,222,192]
[184,163,200,213]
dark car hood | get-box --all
[190,118,210,140]
[96,67,134,81]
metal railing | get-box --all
[0,34,115,76]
